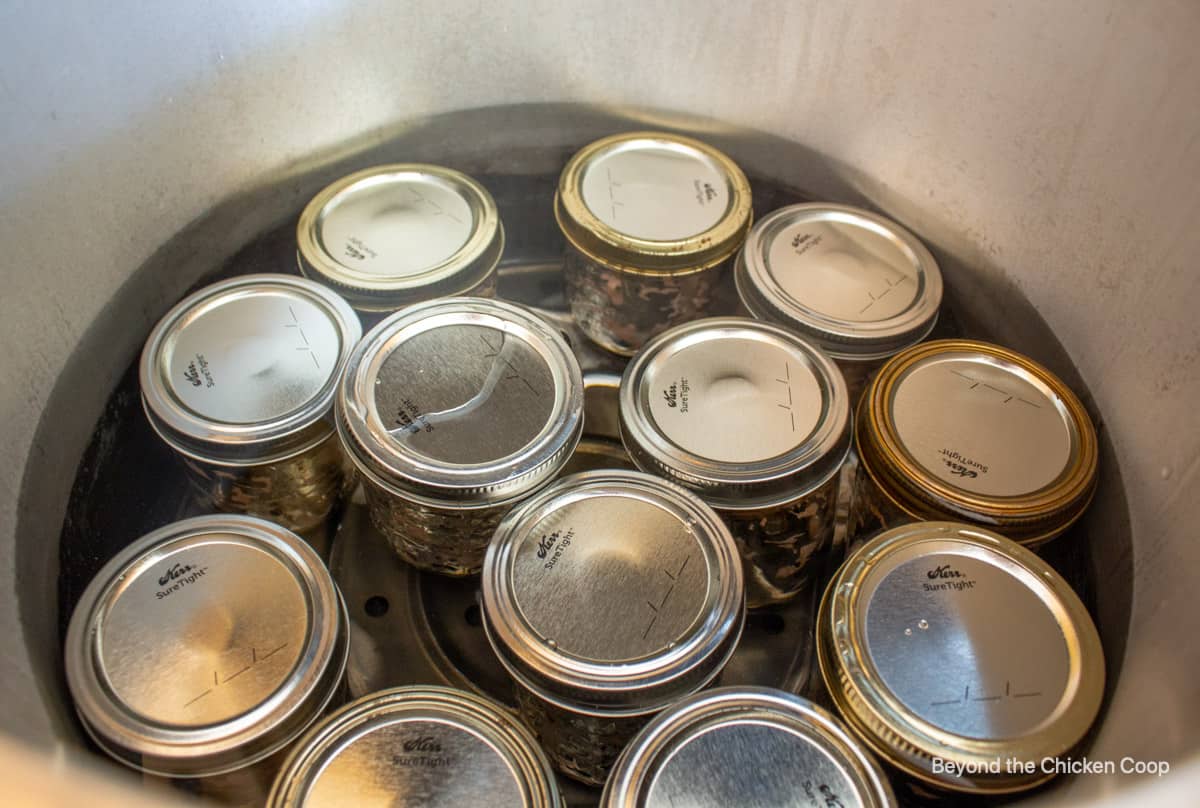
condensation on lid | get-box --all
[890,353,1078,498]
[337,297,583,505]
[297,164,504,306]
[140,274,361,464]
[64,515,345,776]
[620,318,851,509]
[580,138,733,241]
[269,687,561,808]
[603,688,894,808]
[482,470,744,711]
[736,204,942,359]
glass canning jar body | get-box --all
[563,245,729,356]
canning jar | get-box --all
[64,515,349,805]
[555,131,753,355]
[336,297,584,576]
[481,470,745,785]
[850,339,1099,547]
[817,521,1104,795]
[268,686,562,808]
[735,203,943,402]
[297,164,504,322]
[602,686,895,808]
[619,318,851,608]
[140,274,362,540]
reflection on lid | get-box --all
[736,204,942,358]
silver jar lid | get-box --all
[619,317,851,510]
[268,687,562,808]
[140,274,362,465]
[336,297,584,506]
[602,687,895,808]
[64,515,349,778]
[817,521,1105,794]
[481,470,745,714]
[297,164,505,311]
[735,203,942,360]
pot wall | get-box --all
[1,2,1197,802]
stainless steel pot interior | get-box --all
[1,2,1197,805]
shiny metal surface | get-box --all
[579,373,622,441]
[268,687,561,808]
[555,132,752,273]
[818,521,1104,794]
[891,352,1078,497]
[602,687,894,808]
[297,164,504,311]
[14,102,1156,806]
[620,317,851,510]
[328,297,823,767]
[337,297,584,506]
[100,539,309,728]
[374,324,555,464]
[855,340,1099,545]
[864,547,1071,740]
[736,203,942,360]
[482,469,744,712]
[512,494,709,662]
[580,138,732,241]
[140,274,361,464]
[4,7,1200,803]
[64,515,348,777]
[332,498,819,708]
[559,374,632,475]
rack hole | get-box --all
[364,595,389,617]
[464,603,483,627]
[754,612,786,635]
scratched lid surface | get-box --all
[817,522,1104,794]
[268,687,562,808]
[601,688,894,808]
[336,297,584,506]
[64,515,348,777]
[481,470,745,713]
[140,274,361,465]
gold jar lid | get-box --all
[554,131,753,273]
[817,521,1105,794]
[856,339,1098,544]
